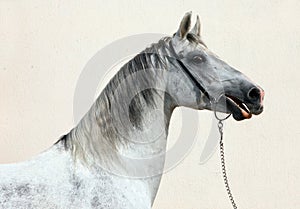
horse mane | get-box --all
[55,36,175,167]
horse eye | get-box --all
[193,55,204,63]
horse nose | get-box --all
[247,86,264,103]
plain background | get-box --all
[0,1,299,208]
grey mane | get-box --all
[55,35,206,167]
[55,36,172,165]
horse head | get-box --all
[168,12,264,121]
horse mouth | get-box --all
[225,95,252,121]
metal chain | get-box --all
[212,94,238,209]
[217,119,238,209]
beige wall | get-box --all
[0,1,299,208]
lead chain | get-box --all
[218,120,238,209]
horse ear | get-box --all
[191,15,201,37]
[176,11,192,39]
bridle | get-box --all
[168,42,231,118]
[168,41,212,103]
[169,41,238,209]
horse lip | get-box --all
[251,105,264,115]
[225,95,252,120]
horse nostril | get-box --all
[247,87,261,101]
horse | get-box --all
[0,12,264,209]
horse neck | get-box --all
[64,41,177,177]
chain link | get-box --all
[217,119,238,209]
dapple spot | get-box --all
[16,184,31,197]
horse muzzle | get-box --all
[224,86,264,121]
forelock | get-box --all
[186,33,207,48]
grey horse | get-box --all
[0,12,264,209]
